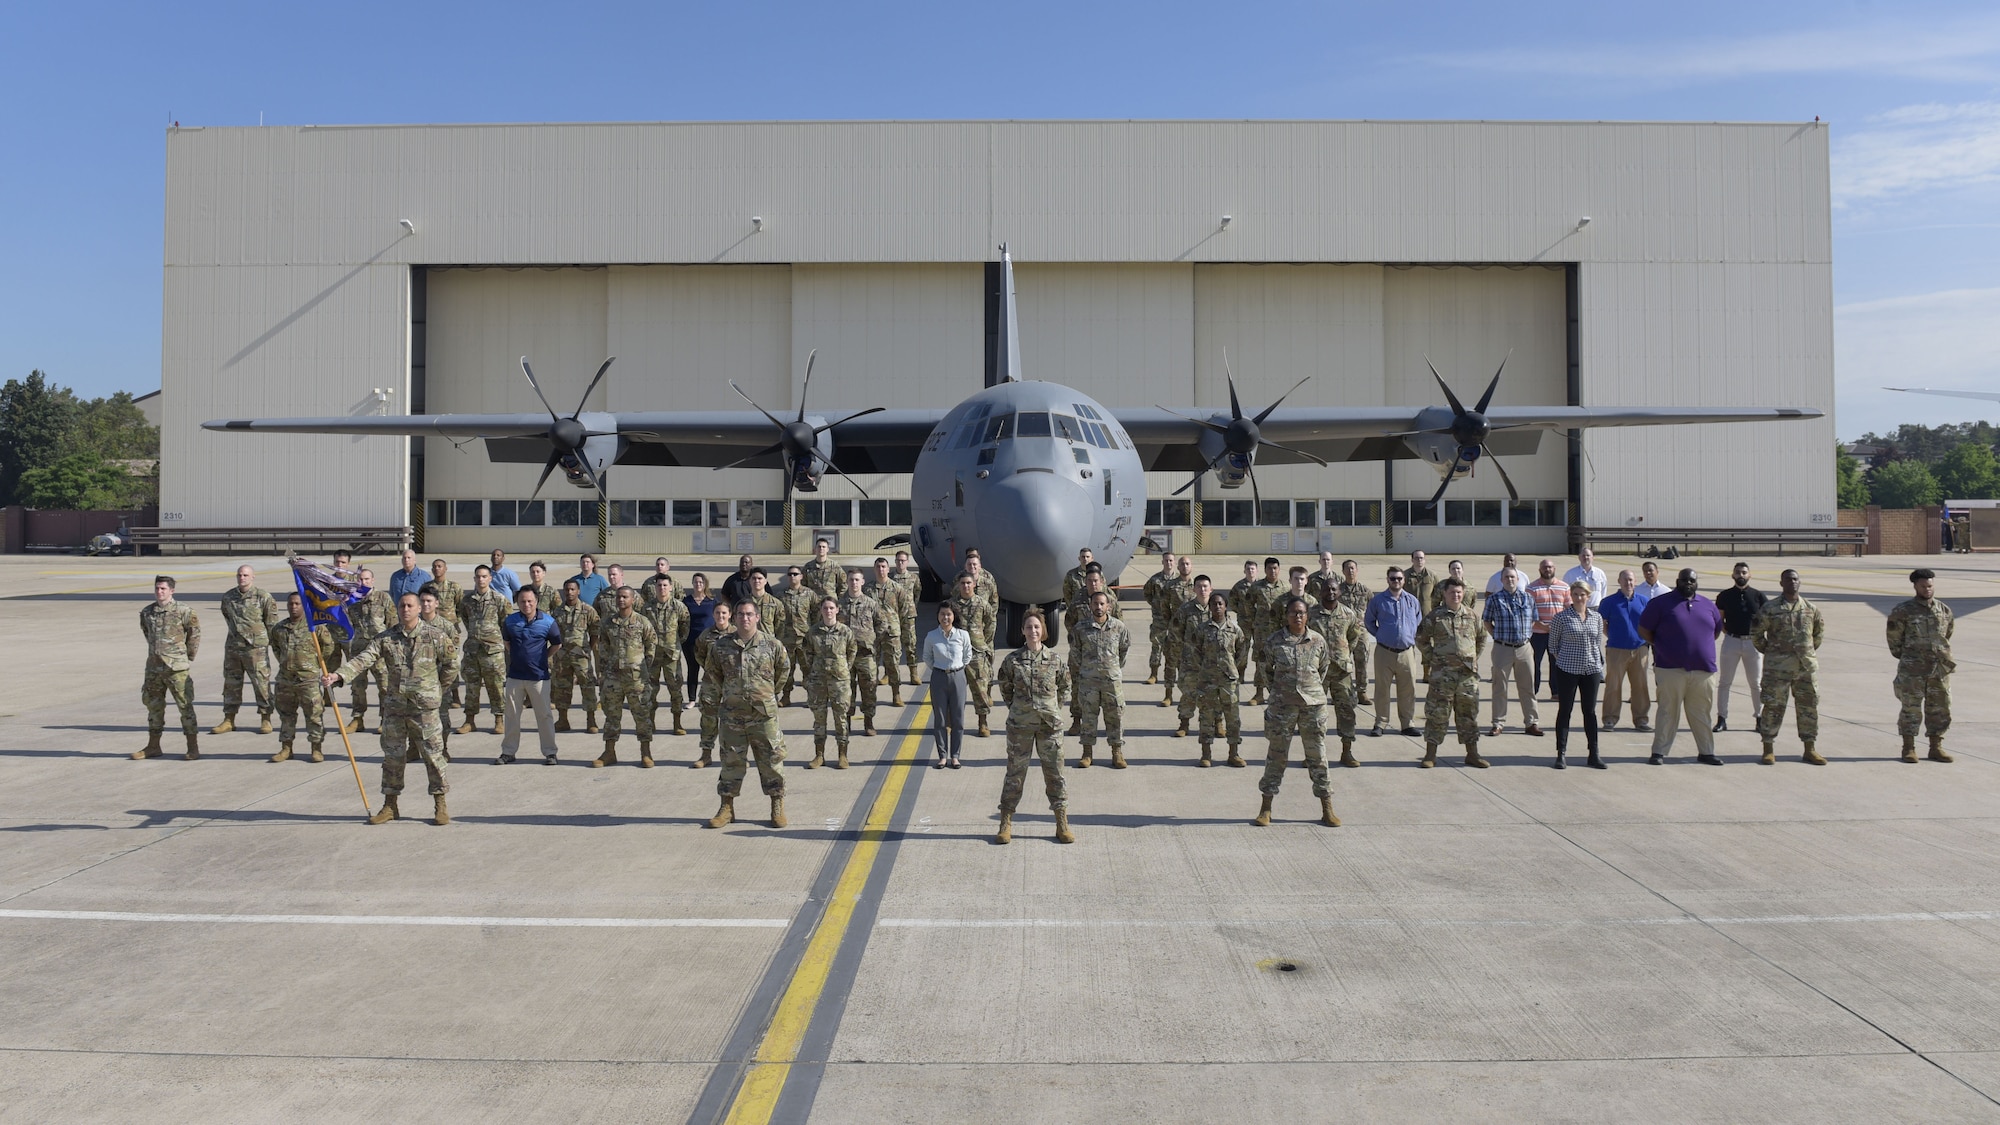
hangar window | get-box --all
[1259,500,1291,527]
[858,500,913,526]
[1145,499,1192,526]
[1295,502,1315,529]
[454,500,484,527]
[551,500,599,527]
[1014,412,1051,437]
[1392,501,1438,527]
[489,500,547,527]
[672,501,703,527]
[795,499,854,526]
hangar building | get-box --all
[160,120,1833,557]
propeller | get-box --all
[1418,353,1520,509]
[521,356,618,501]
[712,348,887,504]
[1156,350,1329,511]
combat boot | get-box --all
[555,710,572,733]
[708,797,735,828]
[132,731,163,759]
[769,797,788,829]
[809,736,826,769]
[1159,692,1173,708]
[352,706,368,732]
[1251,688,1265,706]
[781,687,793,707]
[1463,746,1488,769]
[890,685,903,708]
[1198,739,1213,767]
[1146,670,1158,685]
[1110,746,1128,769]
[211,710,236,734]
[1901,734,1919,763]
[585,713,601,735]
[1226,742,1245,768]
[1421,743,1438,769]
[1252,795,1273,826]
[1802,742,1826,765]
[638,740,654,768]
[672,709,687,736]
[1053,809,1075,844]
[258,714,273,735]
[366,795,399,824]
[1174,717,1189,738]
[345,712,365,734]
[864,717,878,737]
[690,747,712,769]
[1319,796,1341,828]
[593,742,618,768]
[1930,735,1955,763]
[1078,746,1094,768]
[493,715,506,738]
[184,733,200,761]
[1340,740,1358,768]
[1065,718,1081,737]
[433,796,449,825]
[994,811,1014,844]
[836,743,849,769]
[1760,741,1776,765]
[455,717,476,735]
[977,718,990,738]
[269,742,294,763]
[309,743,324,763]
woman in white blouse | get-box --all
[922,603,973,768]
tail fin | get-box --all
[997,243,1023,383]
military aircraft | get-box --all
[1888,387,2000,405]
[209,245,1820,637]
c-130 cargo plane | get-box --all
[210,246,1819,631]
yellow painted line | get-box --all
[721,702,932,1125]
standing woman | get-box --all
[993,608,1074,845]
[1548,580,1608,769]
[682,573,717,698]
[922,602,973,769]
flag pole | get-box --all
[311,630,373,814]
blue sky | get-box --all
[3,0,1997,438]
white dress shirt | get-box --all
[922,627,973,672]
[1563,564,1609,607]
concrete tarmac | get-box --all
[4,552,2000,1123]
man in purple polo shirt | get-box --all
[1638,567,1726,765]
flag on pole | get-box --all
[289,555,371,639]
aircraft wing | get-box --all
[1887,387,2000,404]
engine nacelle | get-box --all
[1402,407,1479,478]
[559,414,623,490]
[1194,418,1253,490]
[786,423,838,494]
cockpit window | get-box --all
[1053,414,1083,442]
[983,413,1013,444]
[1015,412,1051,437]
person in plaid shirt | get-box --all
[1526,558,1568,698]
[1481,567,1542,736]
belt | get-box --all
[934,665,966,674]
[1381,645,1411,653]
[1495,640,1525,647]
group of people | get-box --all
[134,539,1959,839]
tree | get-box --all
[1933,441,2000,501]
[17,451,139,510]
[1869,459,1943,509]
[1836,441,1870,508]
[0,371,79,505]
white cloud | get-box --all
[1836,287,2000,435]
[1833,101,2000,204]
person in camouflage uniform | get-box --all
[799,538,843,602]
[1245,558,1288,705]
[415,586,459,761]
[1070,590,1131,768]
[1887,567,1955,763]
[1142,551,1181,686]
[134,575,202,760]
[801,597,856,769]
[1062,547,1095,611]
[691,602,734,769]
[1336,559,1373,705]
[214,564,279,735]
[1304,551,1340,606]
[525,561,561,613]
[594,586,659,766]
[956,550,1001,650]
[890,551,922,685]
[1406,550,1438,681]
[1253,596,1341,829]
[776,564,819,705]
[344,568,394,733]
[706,599,794,830]
[1229,561,1259,682]
[551,579,601,733]
[1752,568,1826,765]
[640,557,681,607]
[994,608,1074,845]
[1156,554,1196,703]
[268,593,334,763]
[1173,574,1220,739]
[325,592,455,826]
[1416,578,1490,768]
[1185,590,1245,767]
[866,557,912,707]
[946,573,996,737]
[1310,581,1363,767]
[841,570,895,736]
[592,563,628,622]
[642,583,691,736]
[1064,567,1121,735]
[426,558,465,709]
[456,565,511,736]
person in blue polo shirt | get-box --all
[497,585,564,764]
[1599,569,1652,732]
[568,553,609,608]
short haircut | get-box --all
[431,558,446,567]
[155,575,176,589]
[1342,558,1357,568]
[815,537,830,547]
[474,564,491,576]
[287,592,302,604]
[1911,568,1936,583]
[874,556,888,565]
[1289,566,1307,578]
[397,592,419,606]
[563,578,580,590]
[1091,589,1109,601]
[1568,581,1590,597]
[1021,607,1047,629]
[1209,592,1227,607]
[820,597,839,611]
[419,582,440,599]
[1733,560,1750,570]
[1264,557,1280,568]
[1084,562,1103,574]
[731,598,758,612]
[1193,573,1211,585]
[965,548,981,559]
[751,567,768,578]
[1439,577,1465,591]
[656,556,669,565]
[515,586,536,601]
[1386,567,1405,579]
[1283,595,1308,613]
[1780,568,1800,580]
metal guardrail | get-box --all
[127,526,414,555]
[1570,525,1868,558]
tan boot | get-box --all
[690,747,712,769]
[1319,796,1341,828]
[673,710,687,736]
[1930,735,1954,763]
[1198,740,1213,767]
[184,733,200,761]
[309,743,324,763]
[1463,747,1488,769]
[367,795,399,824]
[1252,794,1273,826]
[1077,747,1094,768]
[865,718,878,737]
[132,731,163,759]
[1146,672,1158,685]
[1421,743,1438,769]
[1802,741,1826,765]
[493,715,506,738]
[891,687,903,708]
[351,707,367,732]
[258,714,273,735]
[977,719,990,738]
[210,711,236,735]
[638,740,654,768]
[269,742,294,763]
[593,742,618,768]
[455,718,476,735]
[555,710,572,733]
[1760,741,1776,765]
[1159,693,1173,708]
[769,797,788,829]
[345,713,365,734]
[1340,740,1358,768]
[708,797,735,828]
[1053,809,1075,844]
[994,811,1013,844]
[1110,747,1127,769]
[1174,717,1189,738]
[836,743,850,769]
[1226,743,1245,768]
[1065,719,1080,737]
[1901,734,1919,763]
[1251,689,1265,706]
[809,736,826,769]
[585,713,601,735]
[433,796,449,826]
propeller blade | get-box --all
[1251,376,1311,426]
[729,381,790,431]
[574,448,606,504]
[1170,453,1228,497]
[711,439,787,473]
[795,348,817,424]
[807,449,873,500]
[570,357,616,418]
[1472,352,1511,415]
[529,451,562,501]
[812,405,887,434]
[1224,367,1244,421]
[1427,459,1461,508]
[1425,357,1467,416]
[1481,446,1521,502]
[1247,461,1263,513]
[1153,405,1232,437]
[520,358,561,424]
[1257,437,1331,468]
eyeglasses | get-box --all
[1388,576,1405,582]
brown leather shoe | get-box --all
[1524,724,1544,737]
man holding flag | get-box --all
[320,585,456,827]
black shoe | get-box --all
[542,756,556,765]
[1553,755,1567,770]
[1588,754,1606,770]
[1698,754,1725,766]
[1400,726,1420,737]
[1648,754,1663,765]
[494,756,514,765]
[1712,718,1727,732]
[1369,726,1383,738]
[932,757,946,770]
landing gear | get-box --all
[999,599,1065,647]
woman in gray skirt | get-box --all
[922,602,974,768]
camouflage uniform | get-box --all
[334,622,454,798]
[1308,602,1363,743]
[865,575,913,689]
[1887,597,1954,740]
[1228,577,1258,680]
[346,589,395,716]
[458,587,511,725]
[1062,565,1091,609]
[270,616,334,749]
[997,644,1071,813]
[1069,615,1131,757]
[711,629,792,798]
[1753,595,1825,745]
[642,595,691,723]
[428,576,464,704]
[1416,602,1489,756]
[416,608,460,756]
[1245,578,1287,697]
[527,581,562,610]
[1064,587,1121,730]
[839,591,893,726]
[889,567,922,680]
[1259,627,1333,799]
[218,584,279,720]
[802,618,857,747]
[551,601,601,724]
[956,568,1001,647]
[1405,567,1437,676]
[1337,580,1373,701]
[696,623,731,754]
[1142,568,1183,684]
[1175,597,1220,731]
[1186,613,1245,750]
[596,611,659,743]
[1304,569,1340,607]
[777,583,820,699]
[139,600,201,738]
[592,586,623,627]
[800,558,845,602]
[640,572,682,608]
[946,591,995,727]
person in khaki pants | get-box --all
[1481,567,1541,736]
[1363,567,1423,736]
[1599,569,1653,731]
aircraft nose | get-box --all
[976,472,1095,605]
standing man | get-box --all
[802,597,856,769]
[1714,562,1767,733]
[1416,578,1490,768]
[641,581,691,736]
[640,557,681,606]
[134,575,201,760]
[1305,550,1340,605]
[944,573,994,736]
[1252,597,1340,829]
[1563,548,1609,608]
[706,599,793,830]
[267,593,333,763]
[344,568,395,733]
[1174,574,1220,742]
[1246,558,1287,705]
[416,585,460,762]
[388,548,428,604]
[1638,568,1726,766]
[722,553,760,605]
[1526,558,1567,698]
[994,608,1074,844]
[1405,550,1436,680]
[1364,567,1422,737]
[800,539,843,602]
[1481,566,1541,738]
[1599,569,1652,732]
[1336,559,1373,705]
[956,549,1001,651]
[526,561,561,610]
[456,565,511,736]
[1142,551,1180,686]
[1634,560,1671,608]
[776,565,818,705]
[591,563,628,622]
[550,579,600,733]
[214,564,279,735]
[1186,588,1245,767]
[496,586,563,765]
[1229,561,1259,683]
[1064,568,1119,736]
[1753,569,1825,765]
[1309,583,1363,768]
[1062,547,1095,609]
[323,592,454,826]
[1484,553,1529,598]
[487,549,521,601]
[1887,568,1955,764]
[889,551,922,685]
[865,557,912,708]
[569,554,608,608]
[840,570,894,737]
[691,603,734,770]
[1071,590,1131,769]
[428,558,464,628]
[593,586,659,767]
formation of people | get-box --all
[135,542,1959,838]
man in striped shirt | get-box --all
[1526,558,1568,699]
